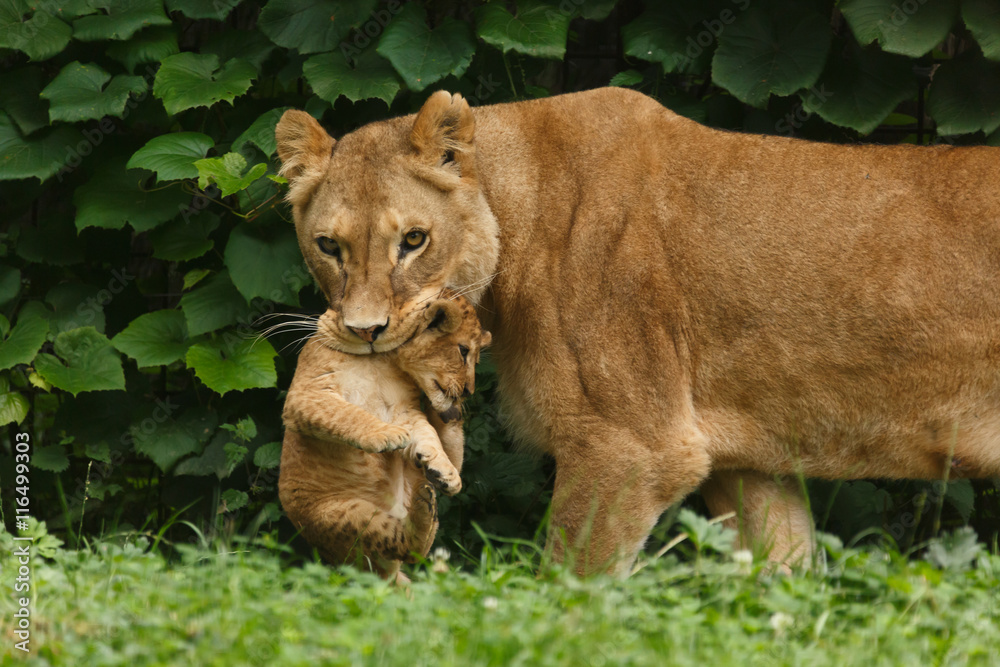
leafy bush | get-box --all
[1,0,998,553]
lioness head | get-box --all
[394,292,492,416]
[275,91,499,355]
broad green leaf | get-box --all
[174,430,229,477]
[153,52,256,116]
[232,108,290,157]
[579,0,616,21]
[165,0,240,20]
[31,444,70,472]
[0,304,49,370]
[73,162,189,232]
[476,0,570,59]
[40,61,147,123]
[621,4,717,74]
[106,25,179,73]
[112,309,190,367]
[0,388,29,426]
[130,409,218,472]
[840,0,958,57]
[0,0,73,61]
[712,4,831,108]
[224,222,304,306]
[304,49,400,107]
[927,51,1000,135]
[0,263,19,306]
[801,44,917,135]
[220,488,248,511]
[0,66,50,135]
[179,271,251,337]
[258,0,376,55]
[45,282,106,334]
[0,111,84,183]
[608,70,643,87]
[194,152,267,197]
[126,132,214,182]
[964,0,1000,61]
[253,441,281,469]
[72,0,171,41]
[185,335,278,395]
[34,327,126,396]
[16,214,84,265]
[149,213,219,261]
[182,268,211,291]
[377,3,476,92]
[945,480,975,523]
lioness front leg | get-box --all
[397,409,462,496]
[283,388,410,453]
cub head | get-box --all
[394,293,492,419]
[275,91,499,355]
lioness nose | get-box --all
[348,321,387,343]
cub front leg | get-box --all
[283,387,409,453]
[427,409,465,472]
[397,409,462,496]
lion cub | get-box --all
[279,293,490,581]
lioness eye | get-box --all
[317,237,340,259]
[458,344,469,362]
[403,230,426,249]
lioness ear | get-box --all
[480,330,492,349]
[275,110,335,204]
[411,90,476,180]
[425,299,462,334]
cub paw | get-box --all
[410,444,462,496]
[359,425,410,453]
[415,483,437,517]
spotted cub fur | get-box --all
[278,292,491,581]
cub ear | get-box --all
[480,330,492,349]
[410,90,476,180]
[425,299,463,334]
[275,110,335,204]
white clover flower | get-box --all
[482,596,499,611]
[769,612,794,637]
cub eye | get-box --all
[458,344,469,362]
[317,237,341,259]
[403,230,426,250]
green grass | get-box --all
[2,522,1000,667]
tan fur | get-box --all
[278,293,490,580]
[277,87,1000,575]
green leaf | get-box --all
[220,488,248,511]
[0,66,50,135]
[0,304,49,371]
[16,214,84,266]
[194,152,267,197]
[174,430,229,477]
[34,327,126,396]
[303,49,400,107]
[149,213,219,261]
[925,527,982,570]
[0,1,73,61]
[40,61,147,124]
[182,268,211,291]
[72,0,171,41]
[475,0,571,60]
[711,4,832,108]
[130,409,218,472]
[253,441,281,469]
[179,271,251,337]
[106,25,179,73]
[185,335,278,395]
[232,108,290,158]
[45,282,106,334]
[126,132,214,182]
[608,70,643,87]
[112,310,190,367]
[0,263,20,307]
[944,480,975,523]
[0,388,29,426]
[800,44,917,135]
[927,50,1000,135]
[31,444,70,472]
[258,0,377,55]
[0,111,83,183]
[153,52,256,116]
[580,0,616,21]
[202,28,276,73]
[964,0,1000,61]
[377,3,476,92]
[165,0,240,20]
[839,0,958,57]
[224,222,304,306]
[73,162,189,233]
[621,4,717,75]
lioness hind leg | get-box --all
[699,470,814,567]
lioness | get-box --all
[276,87,1000,575]
[279,293,490,580]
